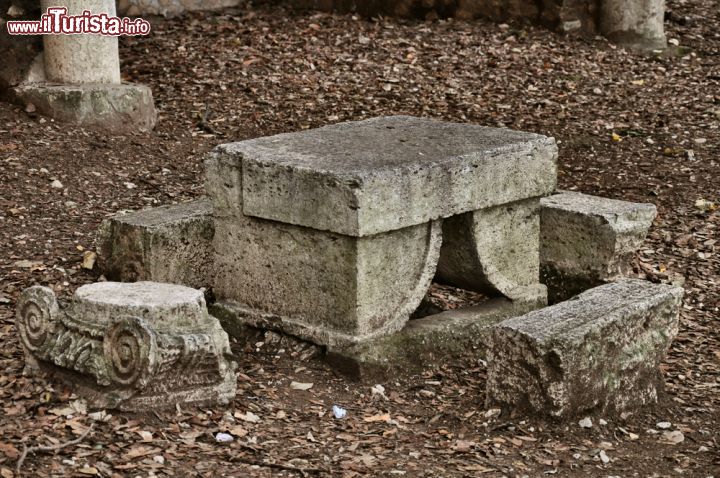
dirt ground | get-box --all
[0,0,718,476]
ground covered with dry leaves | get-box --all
[1,0,719,476]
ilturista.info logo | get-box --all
[6,7,151,36]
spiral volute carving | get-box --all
[104,316,158,387]
[16,287,59,352]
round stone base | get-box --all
[12,82,157,132]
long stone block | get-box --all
[540,191,657,302]
[96,199,214,290]
[325,287,547,380]
[217,115,557,237]
[486,280,683,418]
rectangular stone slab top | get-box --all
[211,116,558,237]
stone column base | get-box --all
[12,82,157,132]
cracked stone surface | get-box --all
[486,279,683,418]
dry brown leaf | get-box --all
[363,413,391,423]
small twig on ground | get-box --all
[16,424,95,475]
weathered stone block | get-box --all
[16,282,236,411]
[223,116,557,237]
[600,0,666,51]
[437,198,546,304]
[486,279,683,417]
[97,199,214,290]
[12,83,157,132]
[208,175,442,346]
[206,116,557,347]
[540,191,657,302]
[325,289,547,380]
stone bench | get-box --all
[97,199,214,290]
[540,191,657,302]
[16,282,236,411]
[486,279,683,417]
[204,116,558,346]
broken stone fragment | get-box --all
[486,279,683,418]
[16,281,236,411]
[540,191,657,302]
[96,199,214,290]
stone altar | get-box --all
[204,116,557,347]
[93,116,679,417]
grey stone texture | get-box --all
[208,213,443,347]
[486,279,683,417]
[206,116,557,347]
[12,83,157,132]
[224,116,557,237]
[600,0,667,51]
[16,282,236,411]
[2,1,157,131]
[540,191,657,302]
[436,198,545,303]
[325,291,547,380]
[41,0,121,85]
[97,199,214,290]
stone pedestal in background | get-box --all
[9,0,157,132]
[600,0,667,51]
[290,0,669,52]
